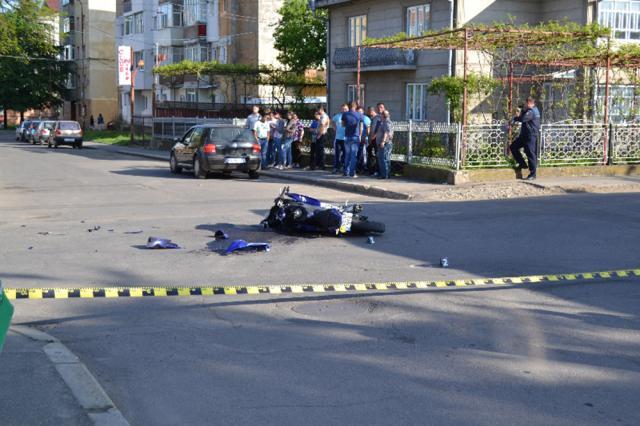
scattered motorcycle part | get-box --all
[440,257,449,268]
[367,236,375,245]
[146,237,180,249]
[224,239,270,255]
[214,230,229,240]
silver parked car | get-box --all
[48,121,83,149]
[33,121,56,145]
[15,121,31,141]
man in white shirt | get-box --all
[253,114,270,169]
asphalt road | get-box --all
[2,131,640,425]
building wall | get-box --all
[325,0,591,121]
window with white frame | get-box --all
[599,1,640,41]
[61,0,70,6]
[406,4,430,37]
[124,12,144,35]
[406,83,429,120]
[156,3,182,29]
[62,17,71,33]
[212,45,227,63]
[348,15,367,47]
[63,44,75,60]
[347,84,365,106]
[183,0,207,26]
[597,84,638,122]
[186,89,197,102]
[185,44,209,62]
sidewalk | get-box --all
[85,141,640,201]
[0,330,92,426]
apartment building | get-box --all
[317,0,638,121]
[59,0,118,127]
[116,0,284,122]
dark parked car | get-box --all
[48,121,83,149]
[15,121,31,141]
[170,125,261,179]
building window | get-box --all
[156,3,182,29]
[597,84,638,122]
[347,84,365,106]
[133,50,144,71]
[61,0,70,5]
[183,0,207,26]
[406,4,430,37]
[406,83,429,121]
[185,44,209,62]
[348,15,367,47]
[62,17,71,33]
[66,73,75,89]
[63,44,75,60]
[212,45,227,64]
[186,89,197,102]
[124,12,144,35]
[599,1,640,41]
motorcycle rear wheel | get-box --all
[350,219,385,234]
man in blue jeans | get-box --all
[341,102,363,178]
[253,113,270,169]
[331,104,348,174]
[375,110,394,179]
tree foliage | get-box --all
[273,0,327,73]
[0,0,70,116]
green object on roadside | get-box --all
[0,281,14,353]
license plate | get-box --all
[225,158,245,164]
[64,138,74,142]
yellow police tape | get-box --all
[3,269,639,300]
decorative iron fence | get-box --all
[150,117,640,169]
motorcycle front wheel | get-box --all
[350,219,385,234]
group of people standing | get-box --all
[326,102,394,179]
[248,105,305,170]
[249,102,394,179]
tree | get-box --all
[0,0,70,127]
[273,0,327,74]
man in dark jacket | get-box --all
[510,97,541,180]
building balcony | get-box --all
[333,47,416,72]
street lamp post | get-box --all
[130,55,144,144]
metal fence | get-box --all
[149,117,640,169]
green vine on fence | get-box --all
[428,74,499,122]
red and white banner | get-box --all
[118,46,132,86]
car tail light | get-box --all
[79,129,83,137]
[55,129,61,136]
[252,143,261,153]
[203,144,216,154]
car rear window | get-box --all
[44,122,56,129]
[60,121,81,130]
[211,128,255,143]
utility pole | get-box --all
[130,49,143,145]
[152,42,158,117]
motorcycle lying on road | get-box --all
[261,187,385,236]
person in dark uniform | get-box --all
[510,97,541,180]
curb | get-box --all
[10,325,129,426]
[87,142,414,200]
[261,170,414,200]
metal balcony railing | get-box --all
[333,47,416,70]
